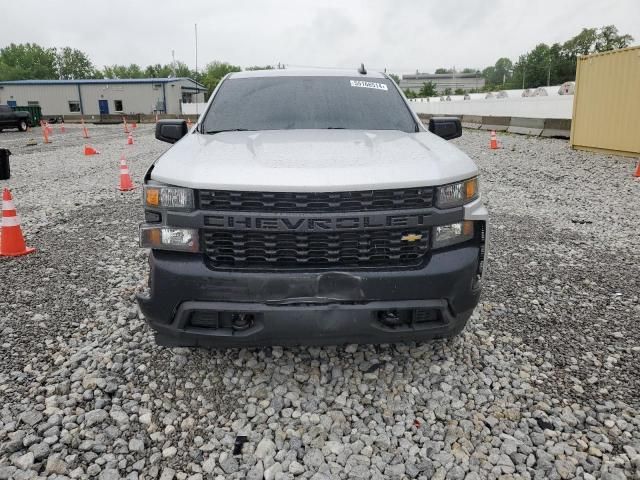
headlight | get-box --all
[432,221,474,249]
[436,177,478,208]
[144,185,194,210]
[139,226,199,252]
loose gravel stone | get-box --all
[0,126,638,479]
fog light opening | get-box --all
[232,313,254,331]
[377,310,402,327]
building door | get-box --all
[7,100,17,108]
[98,100,109,114]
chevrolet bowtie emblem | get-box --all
[401,233,423,242]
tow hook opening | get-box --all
[189,311,256,331]
[376,308,441,329]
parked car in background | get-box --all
[0,105,32,132]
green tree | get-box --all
[103,64,145,79]
[173,61,194,78]
[562,27,598,57]
[509,53,530,89]
[201,61,242,97]
[595,25,634,51]
[144,64,174,78]
[56,47,98,79]
[103,61,197,80]
[454,88,466,95]
[481,66,496,85]
[443,87,452,95]
[418,81,437,97]
[479,25,634,90]
[461,68,478,74]
[482,58,513,87]
[434,68,452,74]
[245,65,275,71]
[493,58,513,84]
[554,25,633,84]
[518,44,552,88]
[403,88,417,99]
[0,43,57,80]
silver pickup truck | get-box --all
[137,67,488,348]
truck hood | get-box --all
[150,129,478,191]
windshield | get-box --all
[201,76,418,133]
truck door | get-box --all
[0,105,11,126]
[98,100,109,114]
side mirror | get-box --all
[428,117,462,140]
[155,120,188,144]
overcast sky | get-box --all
[2,0,638,75]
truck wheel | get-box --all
[18,120,28,132]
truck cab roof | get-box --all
[228,68,387,80]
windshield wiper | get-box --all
[204,128,250,134]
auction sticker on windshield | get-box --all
[350,80,388,91]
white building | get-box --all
[399,72,485,94]
[0,78,205,116]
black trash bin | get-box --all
[0,149,11,180]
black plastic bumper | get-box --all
[137,247,482,348]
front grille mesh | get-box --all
[198,187,434,212]
[202,229,430,269]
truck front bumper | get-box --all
[136,245,482,348]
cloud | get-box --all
[0,0,638,75]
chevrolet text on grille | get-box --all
[203,214,430,231]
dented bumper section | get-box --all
[136,245,482,348]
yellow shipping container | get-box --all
[570,45,640,158]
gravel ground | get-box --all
[1,125,639,480]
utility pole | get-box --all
[522,66,526,89]
[452,66,455,92]
[194,23,199,115]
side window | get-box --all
[68,101,81,113]
[27,101,39,106]
[114,100,123,112]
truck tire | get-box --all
[18,120,28,132]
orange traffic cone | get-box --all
[60,121,66,133]
[1,188,35,257]
[41,122,51,144]
[489,130,500,150]
[127,133,134,145]
[131,121,137,129]
[118,155,135,191]
[46,123,53,135]
[84,145,99,156]
[634,161,640,178]
[123,117,129,134]
[81,118,90,139]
